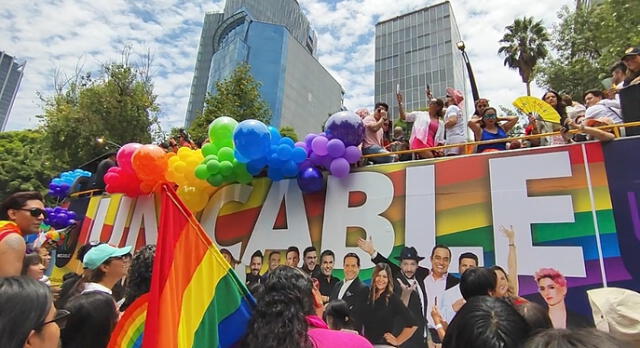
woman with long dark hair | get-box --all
[0,276,69,348]
[468,107,518,153]
[120,244,155,311]
[398,92,446,159]
[61,291,118,348]
[528,91,568,146]
[362,263,417,347]
[242,266,372,348]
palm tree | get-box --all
[498,17,550,96]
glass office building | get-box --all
[185,0,343,137]
[374,1,467,120]
[0,51,25,131]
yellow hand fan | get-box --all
[512,96,561,124]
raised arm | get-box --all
[565,119,615,142]
[499,225,519,296]
[468,116,483,141]
[357,237,402,277]
[397,92,407,121]
[499,116,519,133]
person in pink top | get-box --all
[242,265,373,348]
[362,102,394,164]
[397,90,445,159]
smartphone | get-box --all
[396,84,400,94]
[428,328,442,344]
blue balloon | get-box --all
[297,166,325,193]
[291,147,308,163]
[234,149,250,163]
[268,126,281,145]
[233,120,271,161]
[324,111,365,147]
[247,158,266,175]
[268,153,284,168]
[277,144,293,160]
[282,160,299,177]
[279,137,295,147]
[268,166,284,181]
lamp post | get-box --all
[456,41,480,102]
[96,137,122,149]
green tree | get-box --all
[39,62,159,168]
[0,130,61,201]
[279,126,298,142]
[536,0,640,100]
[189,64,271,143]
[498,17,550,96]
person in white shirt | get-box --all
[80,244,132,296]
[583,89,623,124]
[443,88,467,156]
[610,61,627,90]
[439,252,479,324]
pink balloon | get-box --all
[311,136,329,156]
[329,158,350,178]
[344,146,362,164]
[117,143,142,173]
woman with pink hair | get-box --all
[535,268,592,329]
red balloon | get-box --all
[117,143,142,173]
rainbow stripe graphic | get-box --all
[142,184,254,348]
[108,294,148,348]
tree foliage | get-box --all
[0,130,60,201]
[189,64,271,143]
[537,0,640,101]
[38,62,159,168]
[279,126,299,142]
[498,16,550,96]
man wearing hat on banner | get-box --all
[359,238,458,348]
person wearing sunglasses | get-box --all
[468,107,518,153]
[78,244,132,296]
[0,191,45,277]
[0,276,69,348]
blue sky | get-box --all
[0,0,572,132]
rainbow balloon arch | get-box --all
[103,111,365,212]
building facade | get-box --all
[0,51,26,131]
[185,0,343,137]
[374,1,467,120]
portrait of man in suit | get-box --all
[329,252,369,331]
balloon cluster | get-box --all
[104,143,144,197]
[167,147,215,212]
[48,169,92,199]
[43,206,77,230]
[234,121,307,181]
[295,111,363,193]
[195,117,253,187]
[131,144,170,194]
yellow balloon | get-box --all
[177,146,191,158]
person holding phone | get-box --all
[362,102,394,164]
[396,89,446,159]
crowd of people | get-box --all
[360,46,640,163]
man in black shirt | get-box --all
[330,253,369,331]
[317,249,339,303]
[300,246,321,279]
[246,250,263,287]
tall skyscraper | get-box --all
[374,1,467,120]
[0,51,26,131]
[185,0,344,137]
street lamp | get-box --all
[96,137,122,148]
[456,41,480,102]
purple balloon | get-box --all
[299,159,313,170]
[309,152,324,166]
[297,166,325,193]
[324,111,365,147]
[344,146,362,164]
[311,136,329,156]
[330,158,351,178]
[304,133,317,149]
[326,139,346,158]
[321,155,333,169]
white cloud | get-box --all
[1,0,571,132]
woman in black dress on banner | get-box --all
[363,263,417,347]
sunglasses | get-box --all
[483,113,497,118]
[19,208,47,218]
[34,309,71,330]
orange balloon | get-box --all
[132,145,168,181]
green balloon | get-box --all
[206,160,221,174]
[202,143,219,157]
[208,117,238,144]
[217,147,235,162]
[204,155,218,163]
[207,174,225,187]
[219,161,233,176]
[195,164,209,180]
[238,171,253,185]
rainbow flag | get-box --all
[142,184,254,348]
[108,294,148,348]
